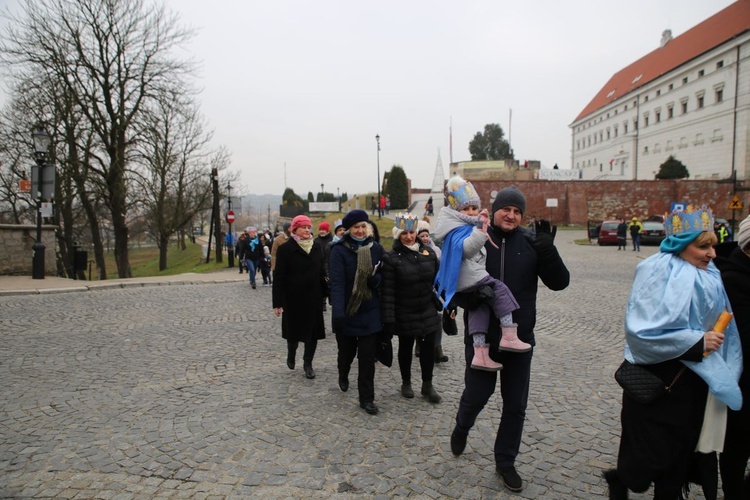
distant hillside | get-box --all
[238,194,283,215]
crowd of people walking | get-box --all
[259,182,748,497]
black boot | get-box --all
[435,346,449,363]
[603,469,628,500]
[421,381,441,403]
[286,341,298,370]
[303,362,315,379]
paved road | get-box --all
[0,233,702,498]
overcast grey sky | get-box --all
[1,0,736,197]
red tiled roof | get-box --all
[573,0,750,122]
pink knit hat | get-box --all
[291,215,312,233]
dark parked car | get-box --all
[640,221,666,245]
[598,220,622,246]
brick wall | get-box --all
[469,180,750,225]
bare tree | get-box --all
[0,0,196,278]
[133,87,226,271]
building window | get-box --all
[599,163,603,172]
[654,143,661,153]
[655,110,661,123]
[644,115,649,127]
[717,60,724,69]
[715,88,724,103]
[682,77,688,84]
[694,133,704,146]
[634,119,638,131]
[644,95,649,102]
[667,106,674,119]
[594,134,597,144]
[668,83,674,91]
[698,69,704,77]
[666,140,674,151]
[624,122,628,134]
[678,137,687,149]
[624,104,628,111]
[607,129,610,140]
[681,99,688,114]
[600,131,603,142]
[656,90,661,96]
[644,146,649,155]
[614,126,618,137]
[712,129,723,142]
[697,95,704,108]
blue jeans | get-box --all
[244,259,259,285]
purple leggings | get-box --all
[465,275,519,335]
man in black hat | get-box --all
[449,185,570,492]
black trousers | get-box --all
[720,412,750,500]
[397,331,436,383]
[336,332,377,404]
[287,339,317,363]
[454,343,532,468]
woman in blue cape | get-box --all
[605,205,742,500]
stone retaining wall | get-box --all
[0,224,57,276]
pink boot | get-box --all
[499,324,532,352]
[470,345,503,371]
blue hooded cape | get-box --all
[624,252,743,410]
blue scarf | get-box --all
[433,225,473,306]
[624,252,743,410]
[249,237,259,251]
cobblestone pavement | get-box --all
[0,232,710,498]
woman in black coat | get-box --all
[272,215,327,380]
[382,214,442,403]
[715,215,750,499]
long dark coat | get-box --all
[715,246,750,433]
[272,238,327,342]
[381,239,441,337]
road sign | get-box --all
[225,210,235,224]
[728,196,743,210]
[18,179,30,192]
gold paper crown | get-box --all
[664,204,714,236]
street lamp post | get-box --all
[226,182,234,268]
[375,134,381,219]
[321,183,324,201]
[337,187,340,211]
[31,124,51,279]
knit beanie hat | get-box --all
[417,220,430,235]
[738,214,750,251]
[319,221,330,232]
[445,176,481,211]
[342,209,369,230]
[291,215,312,233]
[491,185,526,215]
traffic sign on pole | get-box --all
[225,210,235,224]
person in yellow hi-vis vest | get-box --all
[628,217,644,252]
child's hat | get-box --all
[445,176,481,211]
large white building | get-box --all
[570,0,750,181]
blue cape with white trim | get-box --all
[433,224,473,307]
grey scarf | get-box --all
[346,242,374,317]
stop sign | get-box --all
[225,210,235,224]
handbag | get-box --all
[376,338,393,367]
[614,359,686,405]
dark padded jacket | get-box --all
[476,224,570,351]
[381,239,441,337]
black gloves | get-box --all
[381,324,396,340]
[531,219,557,258]
[333,318,347,336]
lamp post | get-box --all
[321,183,324,201]
[31,124,51,279]
[226,182,234,268]
[337,187,340,211]
[375,134,381,219]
